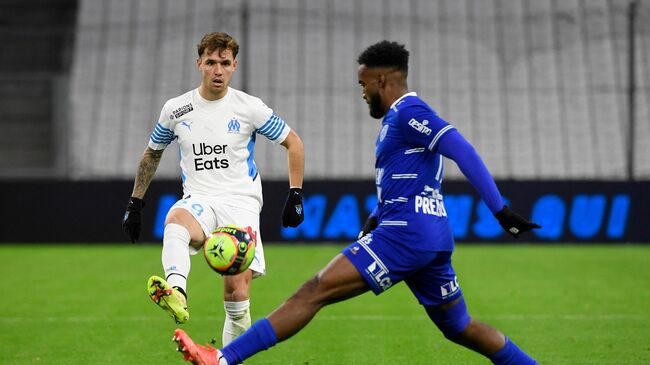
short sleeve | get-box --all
[397,104,455,152]
[148,101,177,150]
[250,97,291,144]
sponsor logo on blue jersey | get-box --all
[440,276,460,298]
[228,118,241,133]
[408,118,432,135]
[366,261,393,291]
[358,233,372,246]
[356,234,393,291]
[415,185,447,217]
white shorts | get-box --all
[167,195,266,277]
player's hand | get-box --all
[358,216,378,239]
[282,188,304,228]
[494,205,541,238]
[122,197,145,243]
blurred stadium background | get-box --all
[1,1,650,364]
[1,0,648,243]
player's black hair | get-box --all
[357,40,409,74]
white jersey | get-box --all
[148,87,290,212]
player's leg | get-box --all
[261,228,413,341]
[149,199,210,324]
[426,297,537,364]
[164,207,208,293]
[174,253,370,365]
[174,229,420,364]
[407,251,537,364]
[212,203,265,347]
[425,296,504,354]
[267,252,369,340]
[222,270,253,346]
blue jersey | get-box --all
[374,92,456,251]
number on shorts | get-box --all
[191,203,204,216]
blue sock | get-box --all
[490,337,538,365]
[220,318,278,364]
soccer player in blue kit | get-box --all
[172,40,541,365]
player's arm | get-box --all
[280,129,304,190]
[122,147,164,243]
[436,130,540,238]
[251,97,304,228]
[396,105,538,237]
[131,147,164,198]
[123,100,176,242]
[280,130,305,228]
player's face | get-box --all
[197,48,238,100]
[358,65,385,119]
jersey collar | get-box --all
[193,87,230,108]
[389,91,417,112]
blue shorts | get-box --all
[342,227,462,306]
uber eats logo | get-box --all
[192,143,229,170]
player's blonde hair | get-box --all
[197,32,239,58]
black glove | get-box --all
[358,216,378,239]
[282,188,304,228]
[494,205,541,238]
[122,197,145,243]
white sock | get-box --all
[222,300,251,346]
[162,223,191,293]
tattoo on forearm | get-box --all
[132,150,162,198]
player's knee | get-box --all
[454,319,483,341]
[165,210,205,242]
[224,288,249,302]
[224,281,249,301]
[165,209,187,225]
[425,296,472,340]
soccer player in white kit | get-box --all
[121,32,305,348]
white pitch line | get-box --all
[0,313,646,323]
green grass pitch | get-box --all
[1,244,649,364]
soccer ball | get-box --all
[203,225,256,275]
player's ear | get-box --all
[377,74,386,88]
[232,58,238,71]
[196,57,201,70]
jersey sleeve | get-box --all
[148,101,177,150]
[437,129,504,214]
[397,104,455,152]
[249,97,291,144]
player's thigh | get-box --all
[311,253,370,305]
[213,202,266,278]
[404,251,463,306]
[405,252,471,338]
